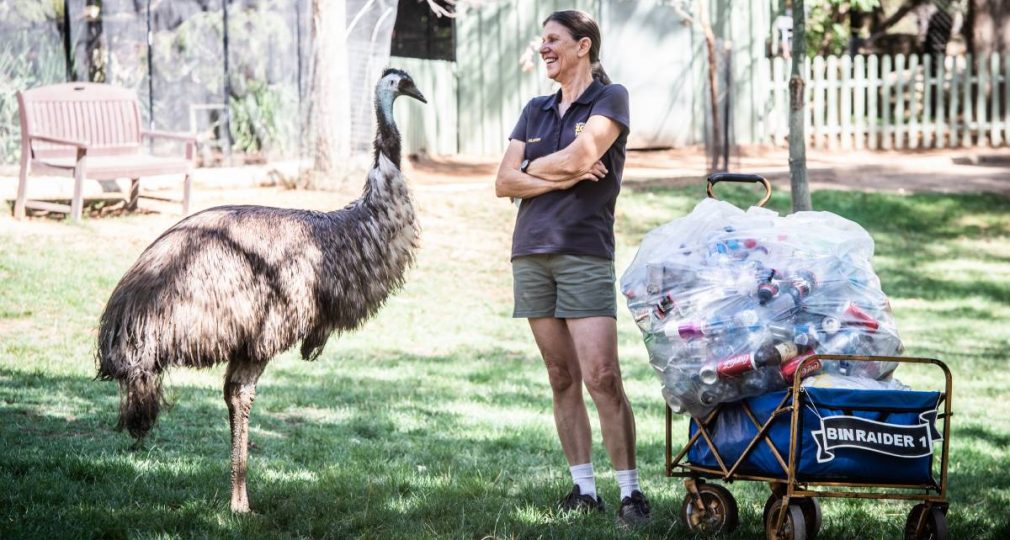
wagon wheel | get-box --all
[764,494,821,540]
[904,504,949,540]
[679,483,740,536]
[764,496,807,540]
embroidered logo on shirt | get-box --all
[574,122,586,135]
[527,137,541,143]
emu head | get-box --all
[378,68,427,105]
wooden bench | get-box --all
[15,82,196,222]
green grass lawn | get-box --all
[1,180,1008,539]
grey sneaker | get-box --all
[558,485,605,513]
[617,490,651,527]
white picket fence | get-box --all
[760,53,1010,149]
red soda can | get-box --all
[780,353,822,382]
[715,353,757,379]
[842,302,880,332]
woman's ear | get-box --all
[577,37,592,58]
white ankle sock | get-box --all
[615,469,640,499]
[569,463,597,498]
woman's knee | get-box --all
[543,358,579,394]
[583,364,625,402]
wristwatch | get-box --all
[520,159,531,173]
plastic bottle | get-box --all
[820,330,865,355]
[702,340,798,382]
[793,322,819,350]
[763,287,802,319]
[753,341,800,367]
[740,367,784,396]
[757,282,780,304]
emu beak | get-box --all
[401,83,427,104]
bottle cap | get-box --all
[678,322,703,339]
[821,316,841,334]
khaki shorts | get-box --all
[512,254,617,319]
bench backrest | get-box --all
[18,83,144,159]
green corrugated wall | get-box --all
[394,0,774,157]
[455,0,600,156]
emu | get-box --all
[96,68,426,513]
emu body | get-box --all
[96,69,425,512]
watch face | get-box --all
[520,159,529,172]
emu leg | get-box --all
[224,361,265,513]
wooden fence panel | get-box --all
[854,54,865,150]
[923,55,933,148]
[991,53,1002,147]
[868,54,879,149]
[827,55,839,149]
[757,52,1010,150]
[882,54,892,150]
[840,55,851,150]
[933,55,941,148]
[812,55,825,148]
[908,54,920,149]
[1005,54,1010,143]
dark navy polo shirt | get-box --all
[508,80,630,261]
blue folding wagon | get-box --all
[666,354,952,540]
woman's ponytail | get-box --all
[591,61,611,85]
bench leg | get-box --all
[127,178,140,211]
[14,162,29,220]
[182,173,192,215]
[70,166,85,223]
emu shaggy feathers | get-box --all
[95,69,425,512]
[97,154,417,382]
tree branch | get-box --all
[865,0,930,45]
[425,0,456,18]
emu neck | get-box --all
[374,91,401,169]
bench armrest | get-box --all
[29,133,90,149]
[141,130,198,143]
[142,130,197,161]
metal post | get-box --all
[723,42,732,172]
[296,0,304,164]
[63,0,74,81]
[146,0,154,131]
[222,0,233,162]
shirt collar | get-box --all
[541,79,605,110]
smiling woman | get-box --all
[492,9,650,528]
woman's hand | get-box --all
[556,161,605,190]
[581,160,608,181]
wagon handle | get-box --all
[706,173,772,207]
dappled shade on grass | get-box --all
[2,182,1009,538]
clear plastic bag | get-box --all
[621,198,903,417]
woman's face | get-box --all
[540,20,590,82]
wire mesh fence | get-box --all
[1,0,393,167]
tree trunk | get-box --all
[967,0,1010,56]
[306,0,352,190]
[789,0,812,213]
[84,0,106,82]
[698,1,721,173]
